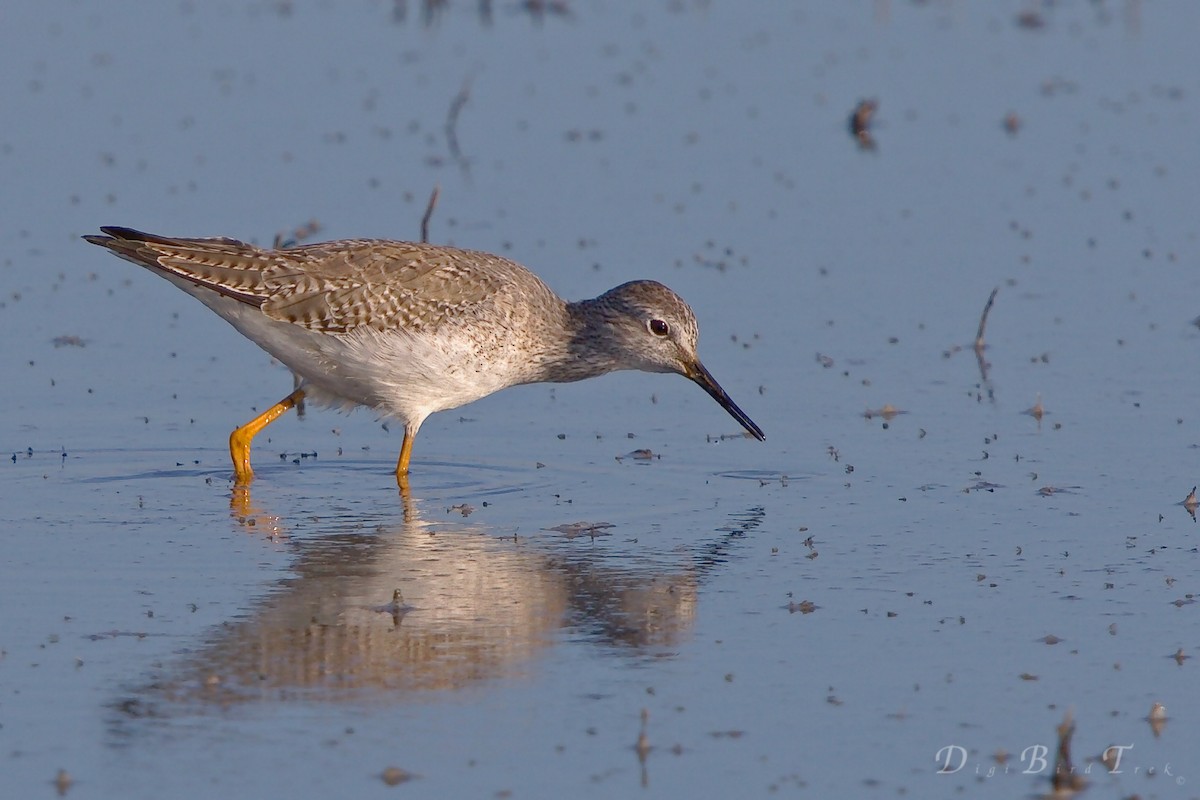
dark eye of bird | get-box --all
[649,319,670,337]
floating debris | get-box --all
[379,766,415,786]
[277,450,318,463]
[1147,703,1168,738]
[372,588,414,619]
[54,769,73,796]
[1016,9,1046,30]
[786,600,817,615]
[691,240,750,272]
[863,404,903,421]
[1036,485,1081,497]
[1023,394,1045,421]
[706,431,755,442]
[1003,111,1022,136]
[709,730,745,739]
[849,98,878,150]
[544,521,615,539]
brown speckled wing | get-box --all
[259,242,511,334]
[86,229,516,336]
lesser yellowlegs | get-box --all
[85,226,764,486]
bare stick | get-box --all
[272,219,321,250]
[972,286,999,396]
[445,76,473,174]
[974,287,999,351]
[420,185,440,244]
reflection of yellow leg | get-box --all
[230,484,254,518]
[229,388,305,484]
[397,474,412,519]
[230,485,288,536]
[395,426,415,486]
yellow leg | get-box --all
[229,388,305,484]
[395,426,415,486]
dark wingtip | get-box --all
[99,226,159,241]
[83,227,139,245]
[85,226,178,251]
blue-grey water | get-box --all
[3,1,1199,797]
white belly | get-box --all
[175,276,530,427]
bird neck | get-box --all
[545,297,626,383]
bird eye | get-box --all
[648,319,670,337]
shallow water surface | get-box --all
[3,2,1200,798]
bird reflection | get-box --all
[114,486,738,713]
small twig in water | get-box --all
[273,219,321,249]
[973,286,999,391]
[974,287,999,352]
[445,76,473,174]
[421,185,440,243]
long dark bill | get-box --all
[688,361,765,441]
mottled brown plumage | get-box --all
[85,226,763,485]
